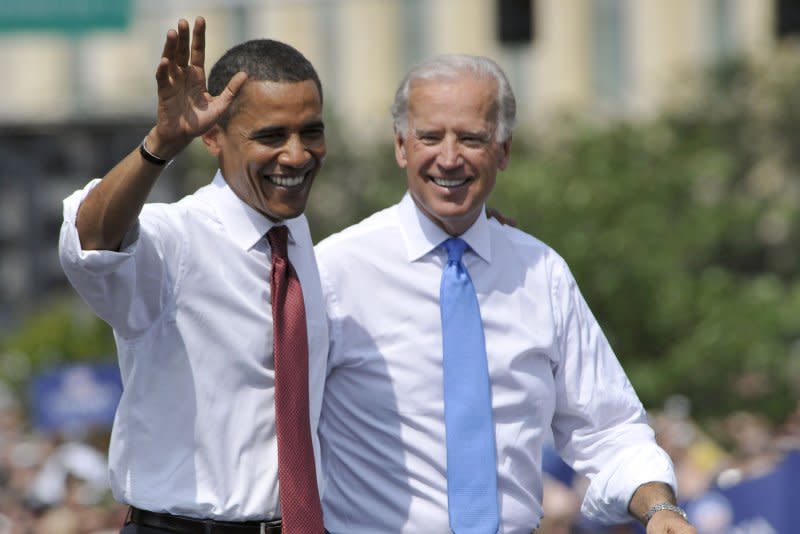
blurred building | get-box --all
[0,1,790,133]
[0,0,797,329]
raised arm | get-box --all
[76,16,247,251]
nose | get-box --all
[279,134,311,168]
[436,138,461,169]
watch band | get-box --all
[644,502,688,524]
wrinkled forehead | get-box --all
[407,75,500,125]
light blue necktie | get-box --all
[440,238,499,534]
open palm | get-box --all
[152,17,246,157]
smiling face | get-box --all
[203,79,326,221]
[395,75,511,236]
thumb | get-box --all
[214,71,248,110]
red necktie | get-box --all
[267,225,324,533]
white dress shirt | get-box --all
[315,192,676,534]
[58,171,328,521]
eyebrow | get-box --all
[413,127,491,139]
[248,127,283,139]
[248,120,325,139]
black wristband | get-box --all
[139,137,172,167]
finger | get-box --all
[160,28,178,63]
[159,29,181,83]
[154,57,171,91]
[225,72,249,100]
[211,72,248,112]
[174,18,191,67]
[190,16,206,69]
[206,72,248,120]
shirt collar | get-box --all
[397,192,492,264]
[199,170,310,251]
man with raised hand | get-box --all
[59,16,327,534]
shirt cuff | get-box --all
[59,179,140,275]
[580,444,677,524]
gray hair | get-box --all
[390,54,517,142]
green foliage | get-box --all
[493,54,800,422]
[0,294,115,398]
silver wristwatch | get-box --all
[644,502,688,524]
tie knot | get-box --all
[442,237,468,263]
[267,225,289,260]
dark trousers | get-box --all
[120,525,169,534]
[120,520,332,533]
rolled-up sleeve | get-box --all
[58,179,179,339]
[549,259,677,524]
[580,443,676,524]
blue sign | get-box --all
[686,451,800,534]
[542,443,800,534]
[30,363,122,434]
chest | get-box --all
[329,261,558,418]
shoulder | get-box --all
[143,186,218,228]
[314,205,405,302]
[138,200,187,235]
[493,221,564,263]
[491,221,577,287]
[128,189,223,261]
[315,204,398,258]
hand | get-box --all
[486,206,518,227]
[150,16,247,159]
[629,483,696,534]
[646,509,697,534]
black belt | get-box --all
[128,506,282,534]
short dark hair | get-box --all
[208,39,323,127]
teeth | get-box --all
[432,177,468,187]
[268,175,304,187]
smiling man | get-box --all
[315,55,697,534]
[59,17,327,534]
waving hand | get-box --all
[151,16,247,159]
[75,16,247,251]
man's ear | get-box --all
[394,132,408,168]
[202,125,223,157]
[497,135,512,171]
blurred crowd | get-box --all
[0,383,127,534]
[1,377,798,533]
[540,395,800,534]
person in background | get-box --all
[59,16,327,534]
[315,54,698,534]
